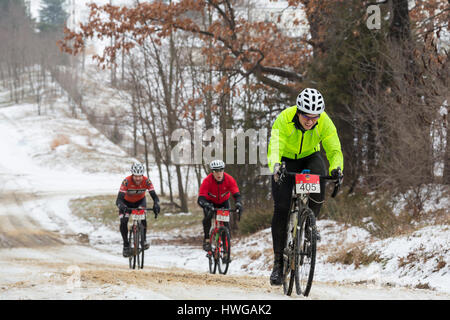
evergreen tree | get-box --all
[39,0,67,32]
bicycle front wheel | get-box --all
[282,255,295,296]
[208,231,217,274]
[128,225,137,269]
[208,253,216,274]
[283,210,297,296]
[295,208,317,296]
[217,227,231,275]
[138,222,145,269]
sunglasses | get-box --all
[212,169,224,173]
[300,113,320,121]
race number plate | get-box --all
[131,209,146,221]
[216,210,230,222]
[295,174,321,194]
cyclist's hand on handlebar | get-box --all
[201,201,214,217]
[235,202,243,220]
[153,201,160,218]
[273,163,281,183]
[274,162,287,184]
[330,167,343,198]
[205,202,214,211]
[331,167,343,180]
[119,204,131,213]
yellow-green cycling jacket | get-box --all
[267,106,344,174]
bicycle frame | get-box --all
[207,208,238,275]
[126,207,155,270]
[209,208,232,254]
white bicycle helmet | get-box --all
[296,88,325,115]
[209,159,225,171]
[131,162,145,175]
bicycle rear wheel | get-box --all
[217,227,231,275]
[295,208,317,296]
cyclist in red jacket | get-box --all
[197,160,243,251]
[116,162,160,257]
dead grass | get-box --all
[69,194,203,232]
[434,258,447,272]
[237,201,273,236]
[415,283,432,290]
[321,186,450,239]
[327,243,385,269]
[249,251,262,261]
[50,134,70,150]
[397,245,449,273]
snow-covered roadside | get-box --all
[231,221,450,294]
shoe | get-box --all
[203,239,211,252]
[123,245,131,258]
[270,255,283,286]
[144,241,150,250]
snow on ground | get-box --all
[232,220,450,294]
[0,100,129,174]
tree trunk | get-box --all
[164,161,174,203]
[444,113,450,184]
[389,0,411,41]
[175,164,188,212]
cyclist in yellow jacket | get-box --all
[267,88,343,286]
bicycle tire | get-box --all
[208,253,216,274]
[129,225,137,269]
[138,222,145,269]
[135,224,141,269]
[295,208,317,296]
[283,256,295,295]
[283,209,297,295]
[217,227,231,275]
[208,231,217,274]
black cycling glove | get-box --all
[153,202,160,215]
[331,167,342,180]
[118,204,130,213]
[235,202,243,215]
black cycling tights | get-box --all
[120,217,147,246]
[271,152,327,255]
[119,198,147,247]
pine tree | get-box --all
[39,0,67,33]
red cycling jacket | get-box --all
[119,175,155,203]
[198,172,240,205]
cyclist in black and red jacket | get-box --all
[197,160,243,251]
[116,162,160,258]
